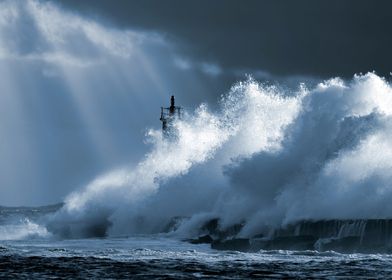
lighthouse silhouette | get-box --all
[160,95,182,138]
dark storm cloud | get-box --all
[55,0,391,78]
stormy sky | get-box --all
[56,0,392,78]
[0,0,390,206]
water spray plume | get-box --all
[46,73,392,239]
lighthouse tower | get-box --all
[160,95,182,137]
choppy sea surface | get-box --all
[1,205,392,279]
[1,236,392,279]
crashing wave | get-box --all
[46,73,392,247]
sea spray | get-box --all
[49,73,392,239]
[0,218,50,240]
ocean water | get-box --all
[0,207,391,279]
[2,235,392,279]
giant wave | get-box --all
[45,73,392,251]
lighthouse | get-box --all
[160,95,182,137]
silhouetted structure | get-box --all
[160,95,182,137]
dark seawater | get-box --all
[1,237,392,279]
[1,206,392,279]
